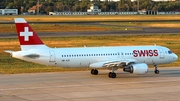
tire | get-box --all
[155,70,160,74]
[91,69,94,74]
[94,69,98,75]
[109,72,112,78]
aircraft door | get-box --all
[49,51,56,62]
[159,48,165,59]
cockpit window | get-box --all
[168,50,172,54]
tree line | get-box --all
[0,0,180,14]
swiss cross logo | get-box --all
[20,27,33,41]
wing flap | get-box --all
[89,59,137,68]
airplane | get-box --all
[5,18,178,78]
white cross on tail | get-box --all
[20,27,33,41]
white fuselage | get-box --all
[12,45,178,68]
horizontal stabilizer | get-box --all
[4,50,14,55]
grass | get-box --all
[0,23,142,33]
[0,34,180,74]
[101,21,180,28]
[0,15,180,22]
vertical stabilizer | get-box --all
[14,18,48,51]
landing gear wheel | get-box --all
[108,72,116,78]
[154,65,160,74]
[108,72,112,78]
[112,73,116,78]
[94,69,98,75]
[91,69,98,75]
[91,69,94,75]
[154,70,160,74]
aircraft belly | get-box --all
[57,58,99,68]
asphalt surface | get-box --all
[0,67,180,101]
[1,20,180,24]
[0,27,180,38]
[1,21,180,38]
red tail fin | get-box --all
[14,18,44,45]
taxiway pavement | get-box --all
[1,27,180,38]
[0,67,180,101]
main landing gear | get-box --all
[91,69,116,78]
[90,68,117,78]
[154,65,160,74]
[108,67,116,78]
[108,72,116,78]
[91,69,98,75]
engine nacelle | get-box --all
[123,63,148,74]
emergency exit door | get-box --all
[49,51,56,62]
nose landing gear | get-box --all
[154,65,160,74]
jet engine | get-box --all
[123,63,148,74]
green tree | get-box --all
[6,2,14,9]
[1,0,180,12]
[55,2,63,11]
[100,0,108,12]
[45,6,53,14]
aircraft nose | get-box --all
[173,54,178,61]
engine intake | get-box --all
[123,63,148,74]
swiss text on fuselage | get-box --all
[133,50,158,57]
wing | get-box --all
[89,59,138,68]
